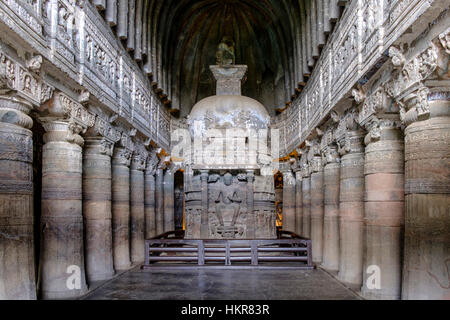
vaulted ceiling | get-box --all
[95,0,344,117]
[161,0,296,117]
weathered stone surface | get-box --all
[310,168,324,264]
[83,137,115,282]
[361,126,404,300]
[39,120,88,299]
[130,153,146,263]
[337,131,365,287]
[302,176,311,238]
[155,167,165,236]
[322,162,340,272]
[0,97,36,300]
[402,99,450,300]
[112,147,132,270]
[282,169,296,233]
[163,166,175,233]
[294,171,303,236]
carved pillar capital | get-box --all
[145,149,160,175]
[335,109,365,156]
[38,92,96,147]
[0,96,33,129]
[131,143,148,171]
[84,136,115,157]
[112,146,133,167]
[384,32,450,127]
[86,115,121,142]
[307,140,323,172]
[320,125,340,164]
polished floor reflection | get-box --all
[83,267,360,300]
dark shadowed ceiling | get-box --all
[98,1,343,117]
[155,0,301,117]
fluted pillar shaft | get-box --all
[155,167,164,235]
[130,154,146,263]
[294,171,303,236]
[337,130,365,287]
[144,169,156,239]
[361,122,404,300]
[163,167,175,233]
[321,150,340,272]
[112,147,132,270]
[310,157,324,264]
[83,137,115,282]
[39,120,88,299]
[282,169,296,233]
[0,97,36,299]
[401,93,450,300]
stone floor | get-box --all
[82,266,360,300]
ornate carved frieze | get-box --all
[384,30,449,126]
[0,0,170,151]
[146,149,160,175]
[307,140,323,173]
[335,108,365,156]
[0,51,54,106]
[112,146,132,167]
[299,147,310,178]
[131,143,148,171]
[40,91,95,132]
[320,125,340,164]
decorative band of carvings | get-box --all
[41,189,82,200]
[82,193,112,201]
[0,181,33,194]
[0,137,32,163]
[405,180,450,194]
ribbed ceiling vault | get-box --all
[94,0,345,117]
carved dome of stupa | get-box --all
[188,64,270,134]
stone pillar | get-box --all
[294,170,303,236]
[144,152,159,239]
[155,164,165,236]
[82,137,115,282]
[0,97,36,299]
[39,120,88,299]
[246,170,255,238]
[310,151,324,264]
[360,118,404,300]
[401,88,450,300]
[163,163,176,233]
[337,128,365,288]
[282,167,296,233]
[130,152,146,263]
[321,144,340,272]
[301,162,311,238]
[111,147,132,270]
[200,170,209,238]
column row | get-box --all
[0,93,176,299]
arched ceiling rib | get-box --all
[94,0,345,117]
